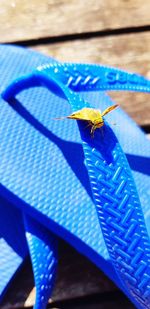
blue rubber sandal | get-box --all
[0,44,150,309]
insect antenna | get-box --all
[52,116,68,120]
[101,104,119,117]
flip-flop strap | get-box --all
[2,64,150,309]
[23,214,57,309]
[2,63,150,100]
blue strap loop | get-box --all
[37,63,150,92]
[2,63,150,101]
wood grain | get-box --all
[50,295,135,309]
[32,31,150,126]
[0,0,150,43]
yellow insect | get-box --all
[55,104,118,137]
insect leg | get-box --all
[84,121,92,130]
[90,125,97,138]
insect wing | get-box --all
[53,108,94,121]
[68,108,101,123]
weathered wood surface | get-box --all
[0,0,150,43]
[33,31,150,126]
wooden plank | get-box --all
[33,31,150,126]
[49,293,135,309]
[0,0,150,43]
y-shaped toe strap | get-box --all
[2,64,150,309]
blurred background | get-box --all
[1,1,150,308]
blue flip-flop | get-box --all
[0,44,150,309]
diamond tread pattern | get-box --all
[0,196,27,299]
